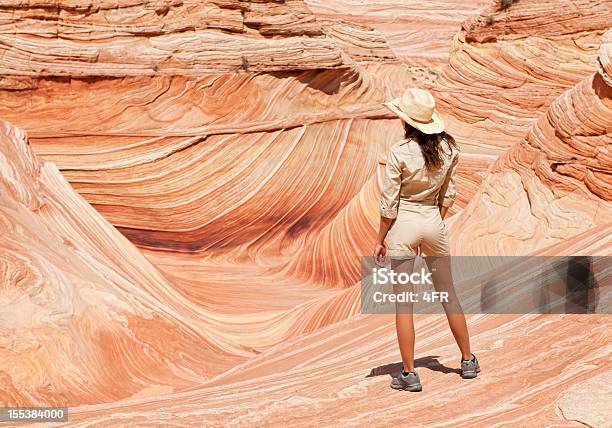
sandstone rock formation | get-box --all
[0,0,610,425]
[433,0,610,154]
[0,0,398,256]
[0,120,251,406]
[450,28,612,255]
[0,0,346,74]
[39,311,612,426]
[0,0,405,407]
[305,0,489,63]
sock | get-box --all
[462,354,476,362]
[401,370,415,376]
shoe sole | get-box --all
[461,367,481,379]
[391,384,422,392]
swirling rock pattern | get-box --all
[0,0,611,425]
[463,0,611,43]
[305,0,489,63]
[0,121,251,406]
[0,0,348,74]
[48,312,612,426]
[0,0,413,409]
[450,29,612,256]
[432,0,610,154]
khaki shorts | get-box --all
[386,201,450,258]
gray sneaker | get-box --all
[461,354,481,379]
[390,371,422,392]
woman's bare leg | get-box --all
[392,257,416,372]
[396,311,415,371]
[426,256,472,360]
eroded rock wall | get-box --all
[450,29,612,255]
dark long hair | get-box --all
[403,122,456,171]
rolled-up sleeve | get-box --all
[439,152,459,208]
[379,149,402,219]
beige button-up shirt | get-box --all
[380,137,459,219]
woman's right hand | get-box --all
[373,243,387,267]
[439,205,449,220]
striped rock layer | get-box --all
[450,29,612,255]
[0,0,610,426]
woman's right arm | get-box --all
[439,205,449,220]
[438,152,459,219]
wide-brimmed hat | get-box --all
[382,88,445,134]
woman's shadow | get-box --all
[366,356,461,378]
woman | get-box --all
[374,88,479,392]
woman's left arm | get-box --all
[374,216,394,265]
[376,216,394,246]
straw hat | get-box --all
[382,88,445,134]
